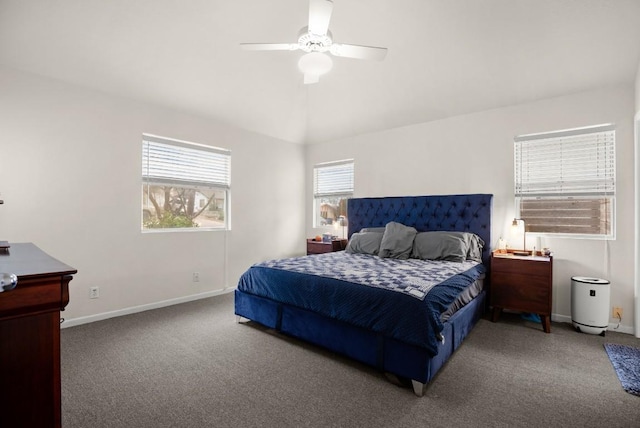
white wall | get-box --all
[635,62,640,337]
[636,63,640,112]
[307,84,636,332]
[0,66,306,322]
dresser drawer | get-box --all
[0,278,64,319]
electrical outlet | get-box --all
[89,286,99,299]
[192,272,200,282]
[613,306,623,319]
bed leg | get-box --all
[411,380,426,397]
[235,315,242,323]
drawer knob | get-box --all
[0,272,18,292]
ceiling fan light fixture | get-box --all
[298,27,333,53]
[241,0,387,83]
[298,52,333,83]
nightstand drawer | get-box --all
[491,274,550,314]
[492,256,550,277]
[307,241,333,254]
[306,239,347,255]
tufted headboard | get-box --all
[347,194,493,267]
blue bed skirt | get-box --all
[235,288,485,387]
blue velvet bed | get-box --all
[235,194,492,396]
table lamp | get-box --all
[340,216,347,239]
[511,218,529,256]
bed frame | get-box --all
[235,194,493,396]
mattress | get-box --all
[237,251,485,356]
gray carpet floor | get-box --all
[61,292,640,427]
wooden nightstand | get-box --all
[306,239,347,255]
[490,250,553,333]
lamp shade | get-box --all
[511,218,528,254]
[298,52,333,84]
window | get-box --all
[313,159,354,227]
[514,124,615,237]
[142,134,230,231]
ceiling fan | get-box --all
[240,0,388,84]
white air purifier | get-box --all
[571,276,610,336]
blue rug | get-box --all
[604,343,640,396]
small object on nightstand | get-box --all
[497,237,507,254]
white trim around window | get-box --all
[142,134,231,232]
[514,124,615,238]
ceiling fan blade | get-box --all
[329,43,387,61]
[304,73,320,84]
[240,43,299,51]
[308,0,333,36]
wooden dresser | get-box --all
[0,243,76,428]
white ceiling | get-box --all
[1,0,640,144]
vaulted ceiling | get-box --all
[1,0,640,144]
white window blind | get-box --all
[314,160,354,197]
[142,134,230,189]
[514,124,615,237]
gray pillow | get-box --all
[360,227,386,233]
[465,233,485,262]
[345,232,384,255]
[411,231,484,262]
[379,222,417,260]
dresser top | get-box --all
[0,243,77,278]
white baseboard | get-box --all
[61,289,234,328]
[552,313,634,335]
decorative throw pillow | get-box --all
[378,222,417,260]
